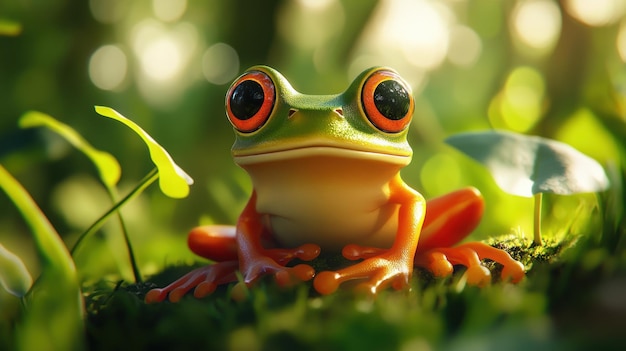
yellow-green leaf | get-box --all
[19,111,121,188]
[94,106,193,198]
[0,243,32,297]
[0,165,85,350]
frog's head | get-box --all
[225,65,414,167]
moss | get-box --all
[84,225,626,350]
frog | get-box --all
[145,66,525,303]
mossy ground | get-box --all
[84,230,626,351]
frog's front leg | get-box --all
[413,187,525,285]
[145,225,240,303]
[145,193,320,303]
[236,192,320,287]
[314,175,425,295]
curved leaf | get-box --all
[445,130,610,197]
[0,243,32,297]
[94,106,193,198]
[19,111,121,187]
[0,165,84,350]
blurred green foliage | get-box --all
[1,0,625,349]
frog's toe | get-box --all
[145,261,239,303]
[416,242,525,285]
[194,281,217,298]
[435,246,492,286]
[313,256,412,295]
[459,242,526,283]
[465,264,491,287]
[341,244,386,260]
[274,264,315,286]
[145,269,207,303]
[415,251,454,277]
[313,271,341,295]
[265,244,321,265]
[501,260,525,283]
[145,288,169,303]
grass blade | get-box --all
[0,165,84,351]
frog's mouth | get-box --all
[233,145,412,166]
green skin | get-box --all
[231,66,412,159]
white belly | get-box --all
[237,148,409,252]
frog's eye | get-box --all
[226,71,275,133]
[361,70,413,133]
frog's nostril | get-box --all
[334,108,343,117]
[288,109,298,118]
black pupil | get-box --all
[230,80,264,120]
[373,80,410,120]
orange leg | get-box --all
[333,187,524,289]
[146,192,320,303]
[235,192,320,287]
[340,188,484,260]
[417,187,484,252]
[145,225,240,303]
[313,175,426,295]
[413,187,525,283]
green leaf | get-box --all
[0,243,32,298]
[445,130,610,197]
[19,111,121,188]
[94,106,194,198]
[0,165,84,350]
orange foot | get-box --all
[145,261,239,303]
[145,243,320,303]
[237,243,320,287]
[414,242,525,286]
[313,245,413,295]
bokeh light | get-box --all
[511,0,561,54]
[489,66,545,132]
[140,37,182,82]
[564,0,626,26]
[277,0,345,51]
[358,0,452,71]
[152,0,187,22]
[128,19,199,107]
[202,43,240,85]
[88,45,128,91]
[131,20,197,82]
[447,25,483,67]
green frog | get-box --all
[146,66,524,303]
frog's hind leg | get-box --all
[188,225,238,261]
[414,187,525,284]
[145,225,240,303]
[417,187,484,253]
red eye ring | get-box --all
[361,70,413,133]
[226,71,275,133]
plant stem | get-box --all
[71,168,159,258]
[105,185,142,283]
[534,192,543,245]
